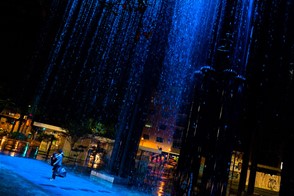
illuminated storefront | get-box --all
[229,151,281,193]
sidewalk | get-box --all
[0,154,150,196]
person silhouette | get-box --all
[50,149,64,181]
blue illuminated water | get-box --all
[155,0,222,120]
[33,0,254,119]
[30,0,255,195]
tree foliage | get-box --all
[61,118,91,146]
[87,118,115,139]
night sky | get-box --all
[0,0,49,108]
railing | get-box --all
[36,149,98,176]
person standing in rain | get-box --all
[50,149,64,181]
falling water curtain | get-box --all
[28,0,293,195]
[171,0,254,195]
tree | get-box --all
[62,118,91,149]
[88,118,115,139]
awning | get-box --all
[33,121,68,133]
[139,146,162,154]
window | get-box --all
[156,137,163,143]
[143,134,149,140]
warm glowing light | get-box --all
[145,124,152,128]
[0,137,7,150]
[14,141,19,151]
[156,181,165,196]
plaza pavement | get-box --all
[1,153,279,196]
[0,154,150,196]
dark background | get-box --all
[0,0,53,110]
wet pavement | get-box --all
[0,153,279,196]
[0,154,151,196]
